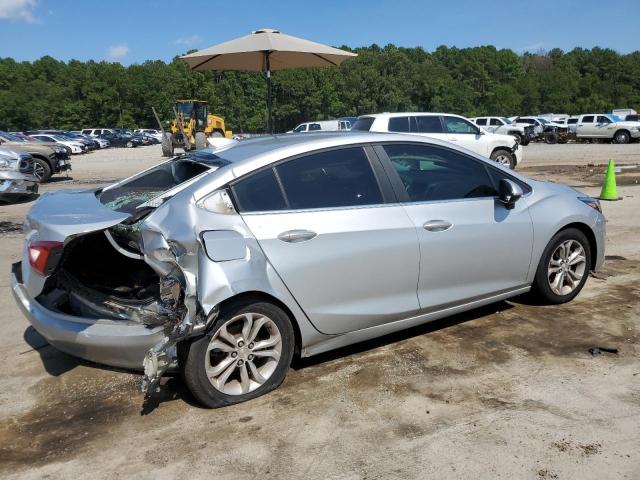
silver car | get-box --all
[0,147,39,202]
[11,133,605,407]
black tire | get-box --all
[490,149,516,169]
[511,133,522,144]
[544,132,558,144]
[530,228,592,305]
[614,130,630,144]
[183,299,295,408]
[32,158,52,182]
[161,133,174,157]
[195,132,207,149]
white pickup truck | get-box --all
[575,114,640,144]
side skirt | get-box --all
[301,286,531,358]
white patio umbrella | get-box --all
[180,28,357,133]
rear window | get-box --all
[475,118,487,126]
[388,117,411,133]
[351,117,375,131]
[99,159,213,214]
[415,116,443,133]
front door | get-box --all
[234,146,421,335]
[442,115,489,157]
[377,142,534,310]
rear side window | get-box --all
[383,143,496,202]
[388,116,411,133]
[276,147,382,209]
[232,168,286,213]
[415,116,443,133]
[351,117,374,131]
[475,118,487,126]
[309,123,321,131]
[568,118,578,124]
[582,116,594,123]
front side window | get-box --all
[490,118,502,126]
[442,116,479,135]
[383,143,496,202]
[597,116,611,124]
[276,147,382,210]
[388,116,411,133]
[293,124,306,132]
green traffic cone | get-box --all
[599,159,620,201]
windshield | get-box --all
[500,117,513,124]
[0,131,26,142]
[351,117,375,131]
[537,118,549,125]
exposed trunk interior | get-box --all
[38,231,163,323]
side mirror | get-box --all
[498,178,523,210]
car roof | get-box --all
[360,112,460,119]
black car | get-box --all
[98,133,142,148]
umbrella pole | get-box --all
[266,52,273,134]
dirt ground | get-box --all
[0,142,638,480]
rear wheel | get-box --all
[195,132,207,149]
[614,130,630,144]
[183,300,295,408]
[490,149,516,169]
[32,158,52,182]
[531,228,591,304]
[161,133,174,157]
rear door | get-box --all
[376,142,533,310]
[235,145,421,335]
[578,116,596,136]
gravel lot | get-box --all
[0,142,638,480]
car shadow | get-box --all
[22,326,81,376]
[0,193,40,205]
[292,300,515,370]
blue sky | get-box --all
[0,0,637,64]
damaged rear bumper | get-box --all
[11,262,166,370]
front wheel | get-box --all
[32,158,52,182]
[183,300,295,408]
[614,130,630,144]
[126,141,133,148]
[490,149,516,169]
[544,132,558,144]
[531,228,591,304]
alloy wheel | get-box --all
[494,154,511,167]
[547,239,586,295]
[204,313,282,395]
[32,162,45,180]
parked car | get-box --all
[0,147,38,202]
[0,131,70,182]
[10,132,604,407]
[29,134,87,154]
[134,129,163,141]
[64,132,104,150]
[289,119,352,133]
[470,116,534,145]
[81,128,115,137]
[557,116,580,135]
[28,130,96,151]
[98,132,142,148]
[511,116,569,144]
[352,112,522,169]
[575,114,640,144]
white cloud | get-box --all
[107,43,129,61]
[0,0,38,22]
[174,34,202,47]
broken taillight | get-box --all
[28,240,64,276]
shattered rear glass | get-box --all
[98,159,214,214]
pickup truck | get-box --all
[575,114,640,144]
[470,116,534,145]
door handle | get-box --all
[423,220,453,232]
[277,229,317,243]
[449,137,458,141]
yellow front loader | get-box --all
[160,100,232,157]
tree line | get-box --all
[0,45,638,134]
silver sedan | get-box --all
[11,132,605,407]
